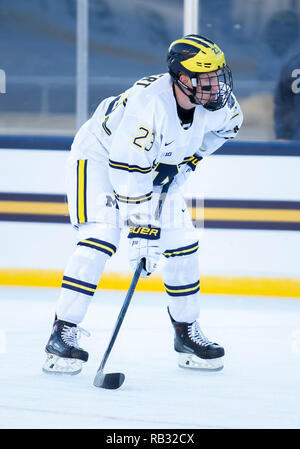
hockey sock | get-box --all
[56,223,120,324]
[162,244,200,323]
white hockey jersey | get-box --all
[71,73,243,224]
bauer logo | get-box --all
[0,69,6,93]
[291,69,300,94]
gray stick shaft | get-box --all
[98,259,143,372]
[154,182,171,220]
[96,181,172,374]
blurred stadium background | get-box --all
[1,0,300,139]
[1,0,300,297]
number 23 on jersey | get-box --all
[132,126,155,152]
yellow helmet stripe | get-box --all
[185,35,215,47]
[169,38,212,52]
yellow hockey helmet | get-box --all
[167,34,233,110]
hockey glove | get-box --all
[173,153,203,188]
[128,225,161,278]
[187,153,202,171]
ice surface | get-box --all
[0,286,299,429]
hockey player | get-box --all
[43,35,243,375]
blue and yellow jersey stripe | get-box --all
[76,159,87,224]
[164,280,200,297]
[114,191,152,204]
[163,241,199,258]
[102,117,111,136]
[109,159,152,174]
[61,275,97,296]
[77,238,116,256]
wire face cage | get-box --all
[193,65,233,111]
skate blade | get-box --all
[178,353,224,371]
[42,353,83,376]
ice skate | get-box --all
[168,308,224,371]
[42,319,90,375]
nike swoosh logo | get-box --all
[165,140,174,146]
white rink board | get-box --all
[1,149,300,278]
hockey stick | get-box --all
[93,180,172,389]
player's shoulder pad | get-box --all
[135,74,169,100]
[227,92,237,110]
[126,74,169,119]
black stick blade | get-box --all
[93,370,125,389]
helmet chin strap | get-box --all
[176,77,200,105]
[176,76,221,109]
